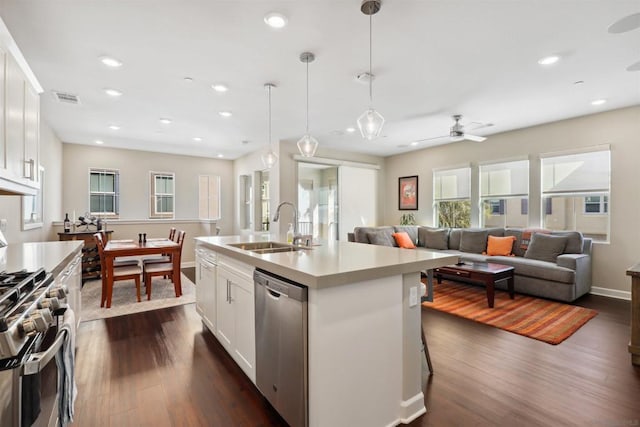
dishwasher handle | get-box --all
[254,269,307,303]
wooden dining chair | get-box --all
[144,230,185,300]
[94,233,143,307]
[141,227,177,266]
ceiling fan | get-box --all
[416,114,493,143]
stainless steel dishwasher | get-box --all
[254,268,308,427]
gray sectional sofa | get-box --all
[348,225,592,302]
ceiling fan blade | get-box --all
[414,134,450,143]
[468,122,495,131]
[464,134,487,142]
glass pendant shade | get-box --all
[261,149,278,169]
[297,134,318,157]
[357,108,385,140]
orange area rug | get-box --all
[422,280,597,345]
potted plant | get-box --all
[399,213,416,225]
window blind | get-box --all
[480,159,529,198]
[433,167,470,201]
[542,150,610,194]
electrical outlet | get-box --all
[0,219,7,232]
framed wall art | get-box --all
[398,175,418,210]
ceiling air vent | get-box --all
[51,91,80,105]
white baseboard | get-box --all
[590,286,631,301]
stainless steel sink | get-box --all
[228,241,310,254]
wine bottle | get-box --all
[64,213,71,233]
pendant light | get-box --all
[357,0,384,141]
[297,52,319,157]
[261,83,278,169]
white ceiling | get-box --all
[1,1,638,159]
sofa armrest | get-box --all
[557,253,592,296]
[556,253,587,270]
[347,232,355,242]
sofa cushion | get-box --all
[505,228,525,257]
[524,233,568,263]
[367,230,397,247]
[448,229,463,250]
[354,226,394,244]
[392,232,416,249]
[551,231,584,254]
[490,256,576,284]
[418,227,449,250]
[486,235,517,256]
[393,226,418,245]
[459,229,489,253]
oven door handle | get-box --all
[22,329,68,376]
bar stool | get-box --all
[420,280,434,374]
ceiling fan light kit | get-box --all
[357,0,384,141]
[297,51,319,157]
[261,83,279,169]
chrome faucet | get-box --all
[273,202,301,244]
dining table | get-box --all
[102,238,182,308]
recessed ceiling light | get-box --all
[193,137,202,142]
[212,84,228,93]
[591,99,607,106]
[410,141,419,146]
[99,56,123,68]
[159,118,172,124]
[95,140,104,145]
[264,12,288,29]
[218,111,232,118]
[573,80,585,85]
[104,88,123,97]
[538,55,560,66]
[217,154,224,158]
[183,77,194,83]
[346,127,356,133]
[108,125,120,130]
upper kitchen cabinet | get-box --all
[0,18,43,196]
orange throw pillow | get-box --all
[392,232,416,249]
[485,235,516,256]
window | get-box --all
[150,172,175,218]
[480,159,529,228]
[198,175,221,220]
[584,195,608,214]
[433,167,471,228]
[541,148,610,241]
[89,168,119,217]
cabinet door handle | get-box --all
[226,279,230,303]
[23,159,35,180]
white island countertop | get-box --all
[195,235,458,288]
[0,241,83,276]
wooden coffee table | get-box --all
[434,262,515,308]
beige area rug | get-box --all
[81,273,195,322]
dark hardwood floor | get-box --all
[73,295,640,426]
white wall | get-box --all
[0,120,62,243]
[384,106,640,294]
[62,143,234,232]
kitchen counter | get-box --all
[0,241,83,276]
[195,235,457,288]
[195,235,458,426]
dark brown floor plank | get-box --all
[72,294,640,427]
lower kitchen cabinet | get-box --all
[216,256,256,382]
[195,246,217,332]
[56,252,82,330]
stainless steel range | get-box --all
[0,268,71,427]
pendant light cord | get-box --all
[369,13,373,108]
[268,85,272,148]
[306,60,310,134]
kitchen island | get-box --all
[195,235,458,427]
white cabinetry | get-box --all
[195,245,217,332]
[216,255,256,382]
[56,253,82,331]
[0,20,41,195]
